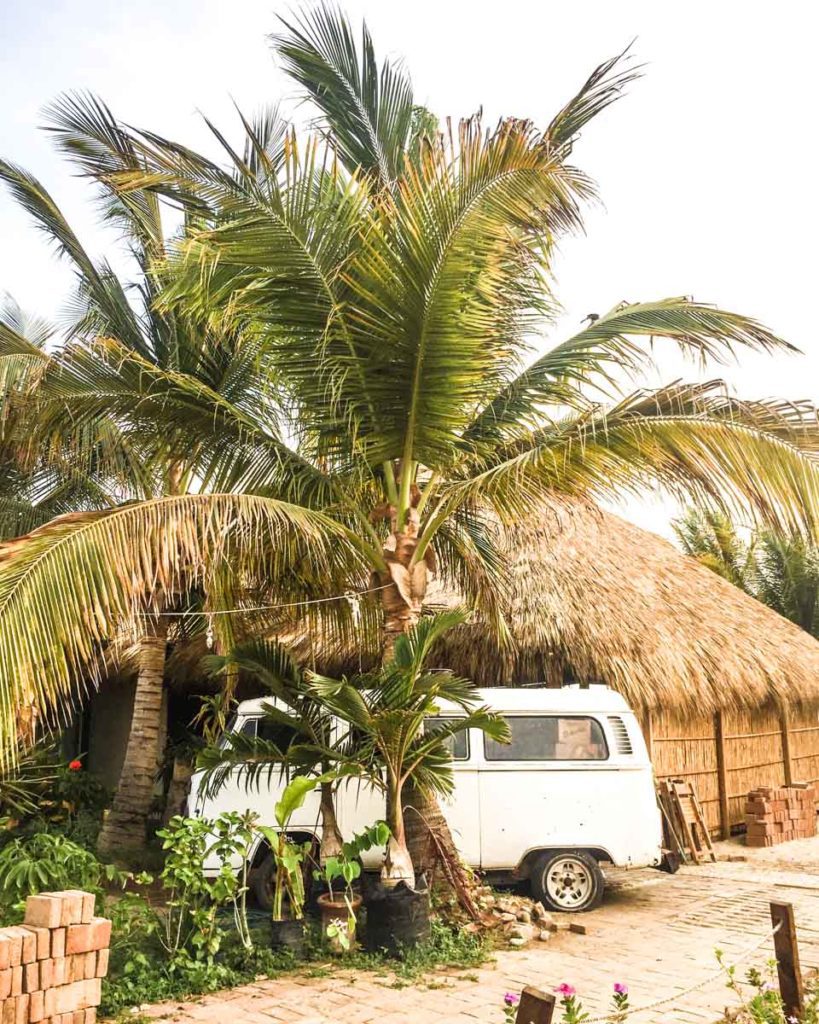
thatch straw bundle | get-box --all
[431,496,819,714]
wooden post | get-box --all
[516,986,556,1024]
[642,709,654,762]
[781,708,795,787]
[715,711,731,840]
[770,901,804,1020]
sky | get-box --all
[1,0,817,539]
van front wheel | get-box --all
[531,851,604,912]
[252,853,276,911]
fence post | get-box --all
[516,986,556,1024]
[642,709,654,761]
[770,901,804,1020]
[715,711,730,839]
[780,709,794,787]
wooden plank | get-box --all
[516,986,555,1024]
[770,902,804,1020]
[781,709,795,787]
[715,712,730,840]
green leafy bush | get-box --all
[0,832,129,917]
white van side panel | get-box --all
[478,765,660,868]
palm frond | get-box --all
[273,3,414,187]
[546,44,642,151]
[0,493,361,768]
[466,298,795,445]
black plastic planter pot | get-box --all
[270,917,305,955]
[364,877,430,956]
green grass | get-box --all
[99,919,491,1017]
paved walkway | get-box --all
[144,843,819,1024]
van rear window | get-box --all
[484,716,608,761]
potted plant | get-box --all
[313,820,391,952]
[258,773,333,953]
[310,611,509,954]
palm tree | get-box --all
[3,6,819,876]
[672,508,756,592]
[0,100,362,851]
[310,610,508,887]
[676,507,819,635]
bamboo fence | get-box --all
[645,704,819,837]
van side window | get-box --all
[484,716,608,761]
[236,716,299,750]
[424,718,470,761]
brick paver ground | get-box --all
[143,841,819,1024]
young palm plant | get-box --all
[309,610,508,887]
[196,638,353,867]
[3,6,819,881]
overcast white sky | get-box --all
[1,0,817,538]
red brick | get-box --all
[22,898,61,932]
[20,928,49,962]
[63,896,93,927]
[83,1011,95,1024]
[43,988,55,1018]
[22,962,39,994]
[83,955,95,983]
[3,931,27,967]
[92,951,107,981]
[0,933,11,971]
[49,933,64,962]
[38,960,52,991]
[64,922,109,959]
[0,967,12,999]
[51,961,67,989]
[15,995,30,1024]
[11,965,23,996]
[2,996,14,1024]
[71,1013,84,1024]
[28,990,45,1024]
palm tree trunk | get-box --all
[319,781,344,864]
[97,619,167,856]
[378,525,466,886]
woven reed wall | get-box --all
[647,704,819,836]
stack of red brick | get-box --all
[0,890,110,1024]
[745,783,817,847]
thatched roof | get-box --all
[431,496,819,714]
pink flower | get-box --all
[504,993,519,1007]
[555,984,576,997]
[613,983,629,995]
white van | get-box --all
[188,685,663,912]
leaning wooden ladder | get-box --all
[658,778,717,864]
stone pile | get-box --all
[474,887,559,945]
[745,783,817,847]
[0,891,110,1024]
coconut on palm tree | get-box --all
[3,7,819,879]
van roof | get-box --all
[235,684,633,717]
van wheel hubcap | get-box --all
[545,858,593,908]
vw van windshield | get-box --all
[484,715,608,761]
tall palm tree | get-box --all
[676,507,819,635]
[3,6,819,875]
[0,100,361,852]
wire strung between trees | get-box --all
[142,582,393,618]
